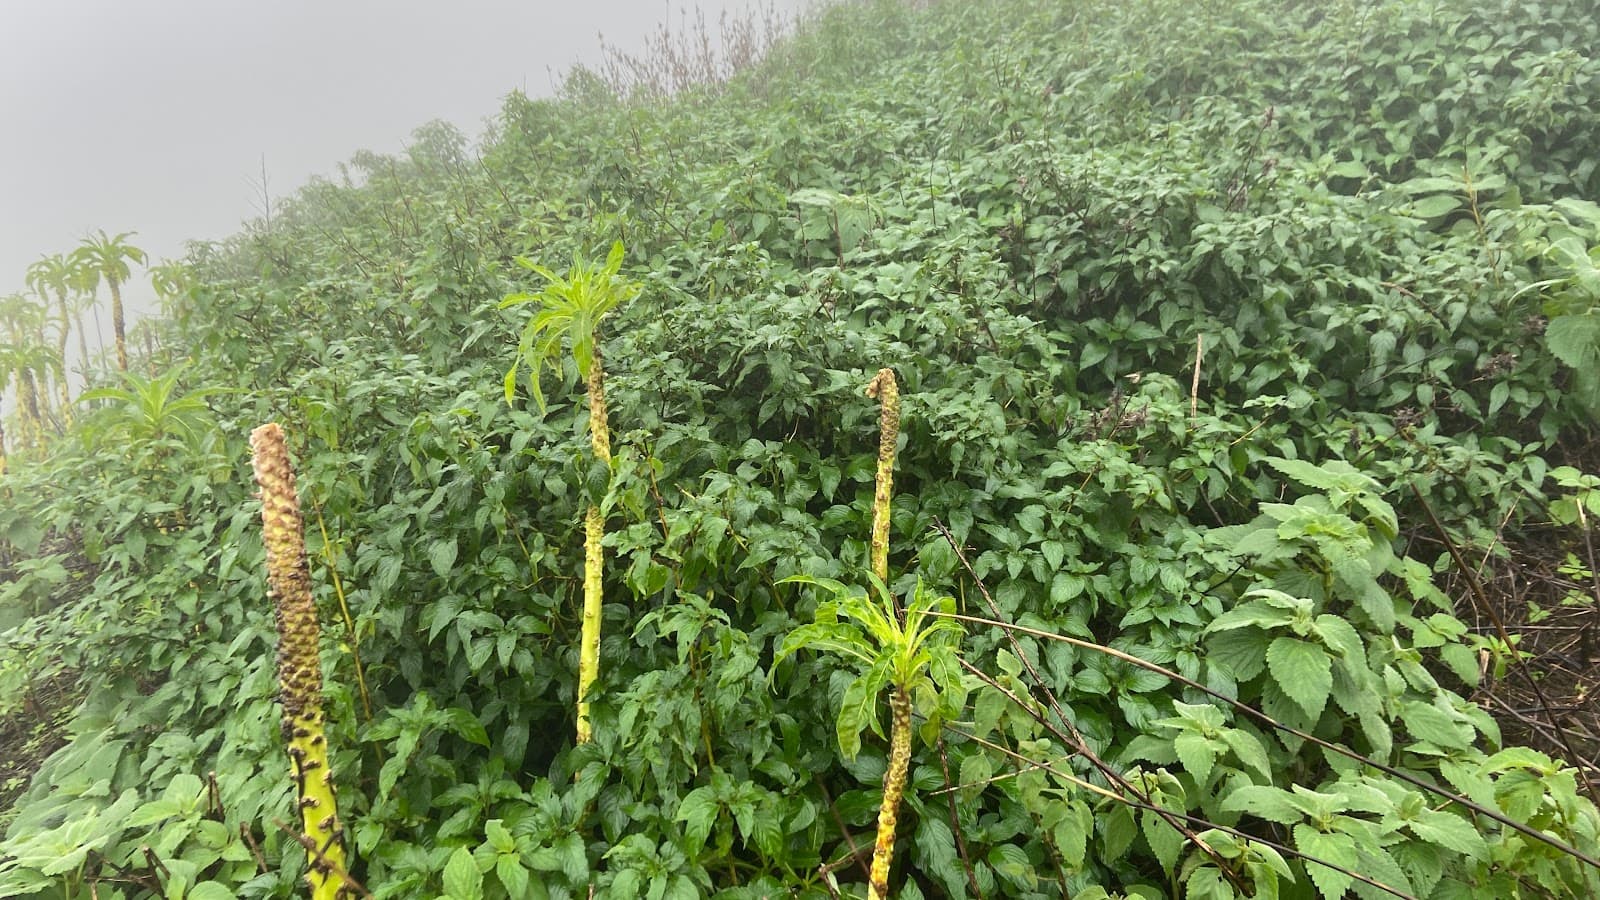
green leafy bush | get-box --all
[4,0,1600,897]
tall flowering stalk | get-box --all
[577,344,613,746]
[777,371,963,899]
[864,366,907,900]
[501,240,639,744]
[776,578,963,900]
[866,368,900,584]
[251,423,348,900]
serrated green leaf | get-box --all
[428,538,458,578]
[1124,733,1180,766]
[164,772,205,805]
[987,842,1034,887]
[1221,785,1302,824]
[445,707,491,747]
[1293,826,1356,899]
[485,819,515,853]
[1142,806,1186,875]
[125,798,184,827]
[974,683,1010,736]
[1101,803,1138,861]
[1333,557,1394,632]
[609,869,642,897]
[749,802,784,857]
[1219,728,1273,782]
[1407,808,1487,857]
[1264,457,1345,491]
[1547,312,1600,373]
[1210,595,1301,632]
[1399,700,1471,750]
[914,814,959,893]
[958,750,993,803]
[1054,801,1091,868]
[496,855,531,899]
[836,658,890,758]
[1266,637,1332,721]
[1207,628,1269,681]
[677,786,718,856]
[558,831,587,883]
[1041,540,1066,570]
[1184,866,1231,900]
[1329,160,1369,179]
[0,867,52,895]
[1310,614,1363,659]
[443,847,484,900]
[1488,380,1510,417]
[1173,732,1218,785]
[1408,195,1462,218]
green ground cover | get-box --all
[4,0,1600,896]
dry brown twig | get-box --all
[274,819,373,900]
[1190,333,1204,419]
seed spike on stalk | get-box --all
[868,685,913,900]
[864,367,912,900]
[576,343,612,745]
[251,423,349,900]
[587,346,613,465]
[577,503,605,744]
[866,368,900,586]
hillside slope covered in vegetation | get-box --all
[5,0,1600,897]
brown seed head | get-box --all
[865,369,901,446]
[251,424,324,729]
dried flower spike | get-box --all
[865,368,900,584]
[252,423,349,900]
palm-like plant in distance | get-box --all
[0,294,54,446]
[3,343,64,443]
[25,253,80,415]
[75,230,146,372]
[501,240,640,745]
[68,260,102,372]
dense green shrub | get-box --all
[4,0,1600,897]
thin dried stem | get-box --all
[1190,333,1204,419]
[1411,482,1600,810]
[312,503,372,721]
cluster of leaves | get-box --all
[4,0,1600,897]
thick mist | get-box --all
[0,0,801,323]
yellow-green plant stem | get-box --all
[312,503,372,722]
[576,352,612,745]
[251,423,348,900]
[866,368,900,584]
[500,241,636,745]
[869,685,913,900]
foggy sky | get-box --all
[0,0,801,327]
